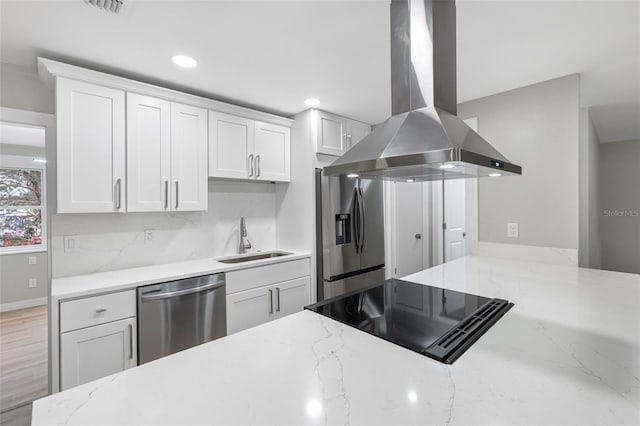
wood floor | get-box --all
[0,305,48,412]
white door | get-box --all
[394,182,425,277]
[170,103,208,211]
[60,317,136,390]
[126,94,171,212]
[316,111,345,156]
[208,111,254,179]
[443,179,466,262]
[254,121,290,182]
[346,120,371,150]
[273,277,310,319]
[226,287,273,334]
[56,78,125,213]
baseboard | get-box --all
[469,242,578,266]
[0,297,47,313]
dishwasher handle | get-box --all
[140,279,225,301]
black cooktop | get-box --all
[305,279,513,364]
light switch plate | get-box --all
[507,222,519,238]
[29,278,37,288]
[63,235,78,252]
[28,255,37,265]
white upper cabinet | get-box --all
[126,94,171,212]
[314,109,371,156]
[208,111,254,179]
[57,78,126,213]
[170,103,208,211]
[209,112,290,182]
[127,95,207,212]
[254,121,290,182]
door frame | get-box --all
[0,106,56,394]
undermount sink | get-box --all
[217,251,293,264]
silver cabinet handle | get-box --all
[95,307,107,314]
[128,323,133,360]
[115,178,122,210]
[276,288,280,312]
[248,154,254,177]
[268,289,273,314]
[255,155,261,178]
[174,181,179,209]
[164,180,169,209]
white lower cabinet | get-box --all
[60,317,137,390]
[226,259,311,334]
[59,290,137,391]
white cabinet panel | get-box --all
[226,259,310,294]
[316,111,345,156]
[347,120,371,150]
[171,103,208,211]
[274,277,310,320]
[60,317,136,390]
[226,287,271,334]
[127,94,171,212]
[57,77,125,213]
[60,290,136,333]
[208,111,253,179]
[254,121,290,182]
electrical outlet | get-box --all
[28,278,37,288]
[64,235,79,252]
[144,229,155,244]
[507,222,519,238]
[28,255,37,265]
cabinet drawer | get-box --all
[60,290,136,333]
[226,258,310,294]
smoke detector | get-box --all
[85,0,124,13]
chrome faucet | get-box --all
[239,217,252,254]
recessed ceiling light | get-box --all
[347,173,359,178]
[439,164,455,169]
[489,173,502,177]
[304,98,320,107]
[32,158,47,164]
[172,55,197,69]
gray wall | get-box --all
[0,62,54,113]
[578,108,602,269]
[599,139,640,274]
[0,252,48,306]
[459,75,580,249]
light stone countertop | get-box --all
[51,251,311,300]
[33,256,640,425]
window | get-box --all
[0,156,46,253]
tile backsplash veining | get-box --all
[51,181,278,278]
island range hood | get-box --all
[323,0,522,181]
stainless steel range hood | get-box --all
[323,0,522,181]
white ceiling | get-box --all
[0,0,638,142]
[0,122,46,148]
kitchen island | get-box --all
[32,256,640,425]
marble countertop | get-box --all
[34,256,640,425]
[51,251,311,300]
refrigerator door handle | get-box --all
[358,187,365,252]
[353,188,360,253]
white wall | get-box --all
[0,62,54,114]
[51,181,277,278]
[599,139,640,274]
[578,108,602,269]
[459,75,580,252]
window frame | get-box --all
[0,154,47,255]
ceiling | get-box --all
[0,0,638,142]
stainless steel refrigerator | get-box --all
[316,169,385,301]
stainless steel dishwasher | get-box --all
[137,273,226,364]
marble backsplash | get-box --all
[51,181,278,278]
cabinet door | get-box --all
[316,111,346,156]
[171,103,208,211]
[274,277,310,320]
[127,94,171,212]
[208,111,254,179]
[60,317,136,390]
[56,78,125,213]
[226,287,274,334]
[346,120,371,150]
[254,121,290,182]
